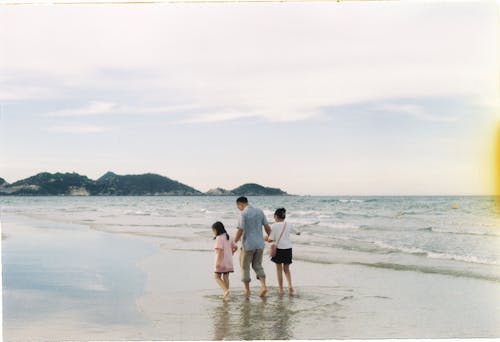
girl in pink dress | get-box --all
[212,221,237,299]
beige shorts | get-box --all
[239,248,266,283]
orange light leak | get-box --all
[496,124,500,210]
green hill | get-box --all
[4,172,94,195]
[92,172,203,195]
[0,172,289,196]
[204,183,288,196]
[231,183,288,196]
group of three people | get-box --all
[212,196,300,299]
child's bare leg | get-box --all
[284,264,293,294]
[214,273,228,298]
[222,273,230,299]
[276,264,284,294]
[243,282,251,298]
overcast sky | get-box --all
[0,1,498,195]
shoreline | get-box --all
[2,212,500,340]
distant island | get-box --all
[0,172,289,196]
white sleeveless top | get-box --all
[269,222,299,249]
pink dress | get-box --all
[214,234,236,273]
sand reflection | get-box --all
[212,293,295,340]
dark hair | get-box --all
[274,208,286,220]
[212,221,229,240]
[236,196,248,204]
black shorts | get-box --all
[271,248,292,265]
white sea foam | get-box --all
[426,252,500,266]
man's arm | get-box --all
[263,224,271,236]
[234,228,243,244]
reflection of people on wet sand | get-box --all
[212,300,230,340]
[234,196,272,298]
[239,297,267,340]
[212,221,238,299]
[265,207,300,295]
[270,296,293,339]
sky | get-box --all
[0,1,498,195]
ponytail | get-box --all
[274,208,286,220]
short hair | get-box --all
[236,196,248,204]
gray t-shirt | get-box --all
[237,205,268,251]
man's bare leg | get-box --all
[259,277,267,298]
[243,281,251,298]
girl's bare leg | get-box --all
[214,273,229,299]
[284,264,293,295]
[222,273,230,299]
[276,264,284,294]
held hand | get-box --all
[264,235,269,242]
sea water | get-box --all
[1,196,500,339]
[2,196,499,282]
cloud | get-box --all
[376,103,458,123]
[47,125,111,134]
[46,101,204,117]
[45,99,321,124]
[47,101,117,117]
[180,106,321,124]
[1,3,497,127]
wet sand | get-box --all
[135,247,500,340]
[2,212,500,340]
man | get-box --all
[233,196,272,298]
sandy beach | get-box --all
[2,205,500,340]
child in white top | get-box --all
[265,208,300,295]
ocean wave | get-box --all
[293,255,500,283]
[426,252,499,266]
[291,210,323,217]
[294,221,321,228]
[370,240,499,266]
[339,199,365,203]
[335,211,374,219]
[418,227,500,237]
[298,235,500,267]
[319,199,341,203]
[359,225,400,231]
[395,210,429,217]
[125,210,152,216]
[319,198,378,204]
[315,221,361,230]
[371,241,428,256]
[351,262,500,283]
[294,237,390,255]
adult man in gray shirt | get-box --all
[234,196,271,298]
